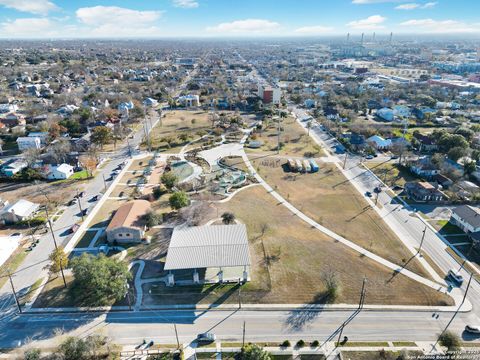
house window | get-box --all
[126,233,131,237]
[118,234,123,237]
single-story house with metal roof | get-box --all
[0,199,39,224]
[164,224,251,286]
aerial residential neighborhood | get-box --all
[0,0,480,359]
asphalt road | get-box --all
[1,309,479,349]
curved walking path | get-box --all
[240,151,466,307]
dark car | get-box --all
[365,191,372,197]
[196,333,216,343]
[91,195,100,202]
[77,191,86,198]
[374,186,382,193]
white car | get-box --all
[465,325,480,334]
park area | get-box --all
[249,157,431,280]
[143,186,452,307]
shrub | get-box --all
[296,340,305,348]
[221,212,235,224]
[144,211,163,228]
[169,191,190,210]
[280,340,291,348]
[311,340,319,347]
[438,331,461,352]
[24,349,41,360]
[161,171,178,190]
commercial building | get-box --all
[164,224,251,286]
[258,84,281,105]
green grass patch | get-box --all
[74,231,96,248]
[392,341,416,347]
[70,170,90,180]
[0,250,28,290]
[336,341,390,347]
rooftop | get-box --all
[106,200,151,231]
[164,224,251,271]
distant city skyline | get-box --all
[0,0,478,38]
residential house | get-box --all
[143,98,158,107]
[164,224,251,286]
[404,181,447,202]
[178,95,200,107]
[1,113,26,127]
[16,136,42,152]
[409,157,439,179]
[106,200,151,244]
[46,163,74,180]
[376,108,394,122]
[304,99,317,108]
[451,205,480,233]
[1,159,28,177]
[0,103,18,114]
[432,174,453,189]
[366,135,392,150]
[0,199,39,224]
[413,107,436,120]
[414,133,438,152]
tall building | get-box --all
[258,84,281,105]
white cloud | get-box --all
[399,18,480,33]
[0,0,57,15]
[352,0,398,3]
[173,0,199,8]
[395,2,437,10]
[294,25,334,35]
[347,15,386,30]
[0,18,58,37]
[395,3,420,10]
[422,2,437,9]
[207,19,280,34]
[76,6,163,37]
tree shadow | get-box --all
[283,292,330,331]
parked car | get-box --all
[374,186,382,193]
[365,155,374,160]
[447,270,464,285]
[69,198,78,206]
[77,191,86,198]
[365,191,372,198]
[70,224,80,234]
[91,195,100,202]
[465,325,480,334]
[196,333,216,343]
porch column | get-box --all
[218,268,224,283]
[243,265,248,282]
[167,272,175,287]
[193,269,199,284]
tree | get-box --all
[79,155,97,178]
[169,191,190,210]
[47,138,71,164]
[438,331,461,352]
[144,211,163,228]
[58,337,89,360]
[322,268,340,303]
[48,122,67,141]
[91,126,112,149]
[48,247,68,275]
[221,212,236,224]
[464,160,477,175]
[447,146,467,162]
[241,344,272,360]
[70,253,131,306]
[161,171,178,190]
[24,349,41,360]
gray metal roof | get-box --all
[452,205,480,228]
[164,224,251,270]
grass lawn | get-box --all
[74,231,96,248]
[246,116,321,157]
[148,111,217,152]
[70,170,90,180]
[365,162,417,190]
[145,186,452,306]
[392,341,417,347]
[0,249,27,290]
[250,158,430,279]
[341,350,422,360]
[32,275,76,308]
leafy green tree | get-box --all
[464,160,477,175]
[169,191,190,210]
[144,211,163,228]
[58,337,89,360]
[438,331,461,352]
[438,133,468,152]
[24,349,41,360]
[91,126,112,149]
[447,146,467,162]
[161,171,178,190]
[48,247,68,275]
[70,254,131,306]
[221,212,236,224]
[59,119,82,134]
[241,344,272,360]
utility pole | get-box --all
[126,138,132,158]
[44,206,58,249]
[375,190,379,206]
[359,276,367,309]
[277,111,281,154]
[238,278,242,309]
[418,226,427,255]
[8,271,21,313]
[242,321,246,349]
[76,189,84,221]
[102,174,107,191]
[461,272,473,306]
[343,153,348,169]
[174,323,180,349]
[336,322,345,346]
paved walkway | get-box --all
[240,150,459,301]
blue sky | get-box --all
[0,0,478,38]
